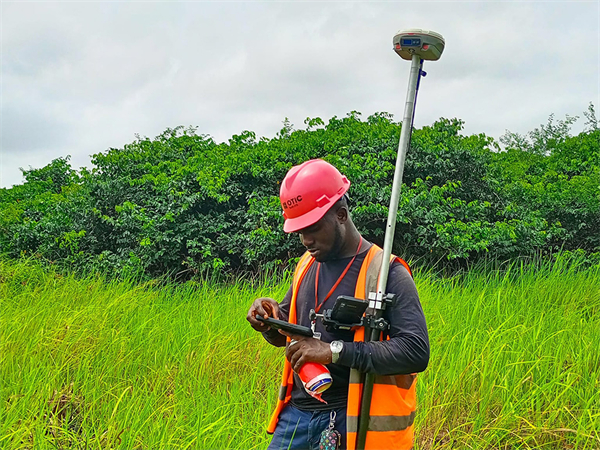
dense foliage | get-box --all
[1,106,598,278]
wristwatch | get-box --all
[330,340,344,364]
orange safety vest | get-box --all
[267,244,418,450]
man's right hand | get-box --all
[247,297,280,332]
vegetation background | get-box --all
[0,105,599,449]
[1,105,598,278]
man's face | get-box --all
[297,210,344,262]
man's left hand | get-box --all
[280,331,332,373]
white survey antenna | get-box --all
[393,28,445,61]
[356,28,446,450]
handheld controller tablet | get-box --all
[255,316,314,337]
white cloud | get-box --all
[1,1,598,187]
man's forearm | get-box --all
[262,328,287,347]
[337,333,429,375]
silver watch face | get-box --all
[331,340,343,353]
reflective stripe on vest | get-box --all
[267,245,417,450]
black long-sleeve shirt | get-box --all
[263,241,429,410]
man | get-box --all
[247,159,429,450]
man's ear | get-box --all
[336,206,349,224]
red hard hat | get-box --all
[279,159,350,233]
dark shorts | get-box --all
[267,404,347,450]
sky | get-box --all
[1,0,599,188]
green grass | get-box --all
[416,260,600,449]
[0,258,598,449]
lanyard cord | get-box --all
[314,238,363,314]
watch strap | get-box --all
[330,340,343,364]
